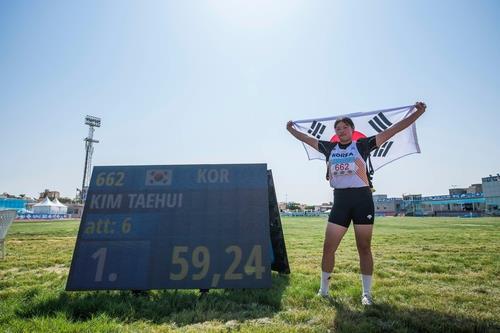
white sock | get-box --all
[361,274,372,295]
[320,271,331,294]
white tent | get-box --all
[33,197,59,214]
[52,198,68,214]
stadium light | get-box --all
[85,115,101,128]
[81,115,101,202]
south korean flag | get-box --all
[292,105,421,171]
[145,169,173,186]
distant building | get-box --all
[482,174,500,212]
[278,202,307,212]
[66,203,84,218]
[403,194,422,201]
[372,194,388,201]
[373,195,403,216]
[402,194,423,216]
[279,177,499,218]
[0,198,28,212]
[449,188,467,196]
[400,192,486,217]
[419,193,485,217]
[314,203,333,212]
[39,189,60,200]
[467,184,482,194]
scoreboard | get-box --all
[66,164,272,290]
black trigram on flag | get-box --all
[307,121,326,139]
[372,141,394,157]
[368,112,393,133]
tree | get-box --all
[287,202,301,211]
[58,197,73,204]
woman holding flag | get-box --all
[286,102,426,305]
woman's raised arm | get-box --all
[287,121,319,151]
[376,102,426,147]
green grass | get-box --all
[1,217,499,332]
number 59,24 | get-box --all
[169,245,265,282]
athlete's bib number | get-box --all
[334,163,350,171]
[331,161,356,176]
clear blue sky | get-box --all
[1,0,499,204]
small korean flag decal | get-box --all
[145,169,172,186]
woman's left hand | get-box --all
[415,101,426,112]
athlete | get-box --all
[286,102,426,305]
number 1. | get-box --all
[92,247,107,282]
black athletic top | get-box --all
[318,136,378,161]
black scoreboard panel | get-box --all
[267,170,290,274]
[66,164,272,290]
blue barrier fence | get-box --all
[17,213,70,220]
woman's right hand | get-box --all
[286,120,320,151]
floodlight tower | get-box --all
[81,115,101,201]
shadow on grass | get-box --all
[16,273,290,327]
[328,298,499,333]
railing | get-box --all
[0,210,17,259]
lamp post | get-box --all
[81,116,101,202]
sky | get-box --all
[1,0,499,204]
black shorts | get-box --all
[328,187,374,228]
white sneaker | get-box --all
[317,289,329,298]
[361,294,373,305]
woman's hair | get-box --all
[334,117,355,129]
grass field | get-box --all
[1,217,499,332]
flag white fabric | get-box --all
[293,105,421,171]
